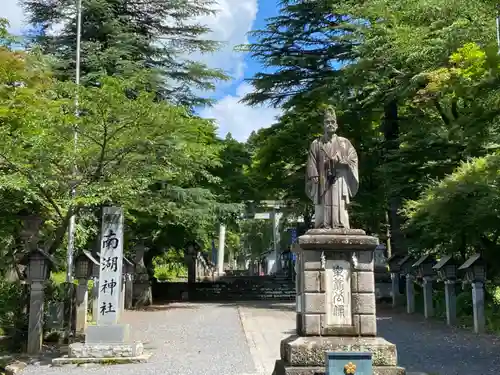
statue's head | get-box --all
[323,106,338,135]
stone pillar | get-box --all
[125,274,133,309]
[27,281,45,355]
[217,224,226,275]
[390,272,400,307]
[75,278,88,335]
[472,282,485,333]
[91,278,99,322]
[422,277,434,318]
[444,281,456,326]
[406,274,415,314]
[273,228,406,375]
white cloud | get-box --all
[3,0,26,34]
[200,83,281,142]
[3,0,275,140]
[194,0,257,81]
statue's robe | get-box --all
[305,135,359,229]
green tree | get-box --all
[0,44,236,270]
[240,219,273,259]
[241,0,499,254]
[211,134,255,203]
[23,0,228,107]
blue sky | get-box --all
[4,0,282,142]
[210,0,279,102]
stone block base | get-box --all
[85,324,130,344]
[68,342,144,358]
[280,335,399,367]
[272,359,406,375]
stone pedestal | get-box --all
[27,281,45,355]
[390,273,401,307]
[405,275,415,314]
[444,281,456,326]
[472,282,485,333]
[75,278,89,334]
[422,277,433,319]
[125,274,133,310]
[276,229,405,375]
[274,336,405,375]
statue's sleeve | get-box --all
[305,140,319,202]
[306,140,319,179]
[345,140,359,197]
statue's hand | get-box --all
[310,176,319,183]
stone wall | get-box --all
[152,275,295,302]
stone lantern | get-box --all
[458,254,486,284]
[74,251,98,334]
[433,255,459,326]
[27,249,51,283]
[458,254,486,333]
[26,248,53,355]
[398,255,415,277]
[412,254,436,280]
[433,255,458,282]
[74,252,94,280]
[412,255,436,318]
[387,254,405,274]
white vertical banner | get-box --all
[97,207,124,325]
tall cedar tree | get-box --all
[22,0,227,107]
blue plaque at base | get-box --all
[325,351,372,375]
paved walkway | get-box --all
[23,301,499,375]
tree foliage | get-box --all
[243,0,500,267]
[0,41,239,272]
[22,0,228,107]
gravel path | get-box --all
[21,301,500,375]
[236,301,500,375]
[24,303,256,375]
[377,306,500,375]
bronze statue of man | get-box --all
[305,107,359,229]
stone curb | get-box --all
[51,352,152,366]
[238,306,267,374]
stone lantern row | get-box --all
[387,253,487,333]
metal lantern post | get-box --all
[433,255,459,326]
[459,254,487,333]
[412,255,436,318]
[387,253,406,307]
[398,256,416,314]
